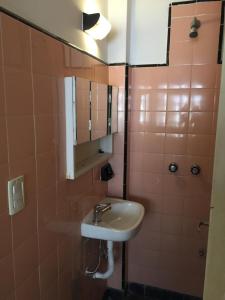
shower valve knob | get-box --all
[191,164,201,176]
[168,163,178,173]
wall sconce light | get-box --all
[82,13,111,40]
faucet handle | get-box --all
[95,203,111,210]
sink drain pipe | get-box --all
[92,240,114,279]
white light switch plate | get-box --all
[8,176,25,216]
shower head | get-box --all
[189,17,201,38]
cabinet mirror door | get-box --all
[76,77,90,144]
[91,82,108,141]
[111,86,119,134]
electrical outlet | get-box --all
[8,176,25,216]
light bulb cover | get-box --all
[83,13,111,40]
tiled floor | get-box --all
[103,285,202,300]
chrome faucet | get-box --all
[93,203,111,224]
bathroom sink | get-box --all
[81,198,145,242]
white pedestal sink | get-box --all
[81,197,145,241]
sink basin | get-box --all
[81,197,145,242]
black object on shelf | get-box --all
[101,163,114,181]
[168,162,178,173]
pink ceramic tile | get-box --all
[187,134,212,156]
[128,132,145,153]
[94,64,108,84]
[2,14,31,71]
[131,67,168,89]
[7,116,35,162]
[162,195,184,216]
[161,215,183,235]
[187,175,211,198]
[0,18,3,66]
[145,112,166,133]
[35,115,57,154]
[38,222,58,262]
[58,271,73,300]
[36,151,57,190]
[144,133,165,154]
[163,175,189,197]
[212,112,218,134]
[108,174,123,198]
[0,212,12,260]
[166,112,189,133]
[0,254,15,298]
[129,89,148,111]
[216,64,222,89]
[143,173,163,195]
[15,269,40,300]
[171,3,196,18]
[31,29,59,76]
[139,194,163,213]
[142,213,161,233]
[4,68,33,116]
[129,152,144,173]
[131,229,161,253]
[118,111,125,133]
[182,216,208,239]
[38,185,57,227]
[195,1,222,15]
[214,89,220,112]
[129,247,160,269]
[191,65,217,88]
[146,90,167,111]
[183,196,210,219]
[129,111,145,132]
[189,112,213,134]
[58,239,73,275]
[39,250,58,292]
[128,171,145,198]
[113,133,124,154]
[167,89,190,112]
[160,234,182,254]
[0,164,9,214]
[14,234,39,288]
[165,134,187,155]
[0,117,8,164]
[0,68,5,115]
[142,153,164,173]
[109,66,125,87]
[193,15,220,65]
[170,41,193,66]
[190,89,216,112]
[171,17,193,43]
[118,88,125,112]
[33,74,57,115]
[168,66,191,89]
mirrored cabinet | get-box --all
[64,76,119,179]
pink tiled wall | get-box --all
[0,13,108,300]
[127,1,221,297]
